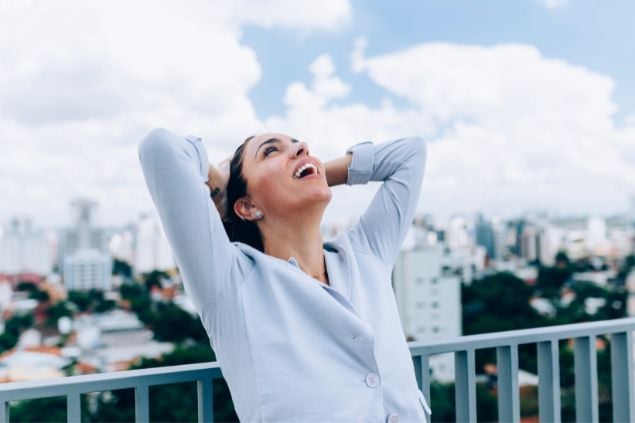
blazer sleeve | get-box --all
[345,136,427,267]
[137,128,247,311]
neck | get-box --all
[261,212,328,284]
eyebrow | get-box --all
[254,137,300,158]
[254,138,280,158]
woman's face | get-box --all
[239,133,332,220]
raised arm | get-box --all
[324,154,353,187]
[137,128,245,311]
[344,137,427,267]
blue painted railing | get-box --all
[1,317,634,422]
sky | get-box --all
[1,0,634,228]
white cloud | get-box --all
[232,0,351,31]
[0,0,351,226]
[1,0,632,230]
[268,42,634,221]
[355,42,634,217]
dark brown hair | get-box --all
[222,136,264,252]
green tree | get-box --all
[0,313,34,352]
[46,301,74,326]
[68,290,92,312]
[113,258,133,278]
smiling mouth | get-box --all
[293,163,319,179]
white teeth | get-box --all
[294,163,317,179]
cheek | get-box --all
[249,164,292,202]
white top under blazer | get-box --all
[138,128,431,422]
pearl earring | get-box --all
[253,210,263,220]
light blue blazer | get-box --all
[138,128,430,422]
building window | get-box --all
[432,301,439,309]
[433,326,440,333]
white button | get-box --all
[365,373,379,388]
[387,413,400,423]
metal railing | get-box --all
[1,317,634,422]
[409,317,635,423]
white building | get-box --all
[58,199,108,260]
[587,216,608,255]
[63,249,112,291]
[59,199,113,291]
[393,244,461,382]
[109,229,135,264]
[134,214,175,274]
[446,216,472,251]
[0,217,53,275]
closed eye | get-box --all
[263,145,279,157]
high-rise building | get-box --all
[0,217,53,275]
[63,249,112,291]
[446,216,472,251]
[392,244,461,382]
[109,229,135,264]
[58,198,108,261]
[475,214,495,260]
[60,198,112,291]
[587,216,607,254]
[520,224,539,262]
[491,217,508,261]
[133,214,175,275]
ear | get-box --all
[234,197,261,221]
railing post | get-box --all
[1,401,8,423]
[574,336,598,423]
[135,385,149,423]
[610,331,634,423]
[197,378,214,423]
[537,340,561,423]
[497,345,520,423]
[412,354,431,402]
[455,350,476,422]
[66,393,81,423]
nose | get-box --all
[290,141,309,157]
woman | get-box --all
[138,128,430,422]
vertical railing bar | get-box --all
[574,336,598,423]
[135,385,149,423]
[455,349,476,422]
[66,393,81,423]
[421,354,431,409]
[497,345,520,423]
[412,354,422,392]
[610,331,634,423]
[1,401,8,423]
[417,354,431,423]
[538,339,561,423]
[412,353,431,400]
[197,377,214,423]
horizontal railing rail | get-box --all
[1,317,634,422]
[0,363,223,423]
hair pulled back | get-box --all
[222,136,264,252]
